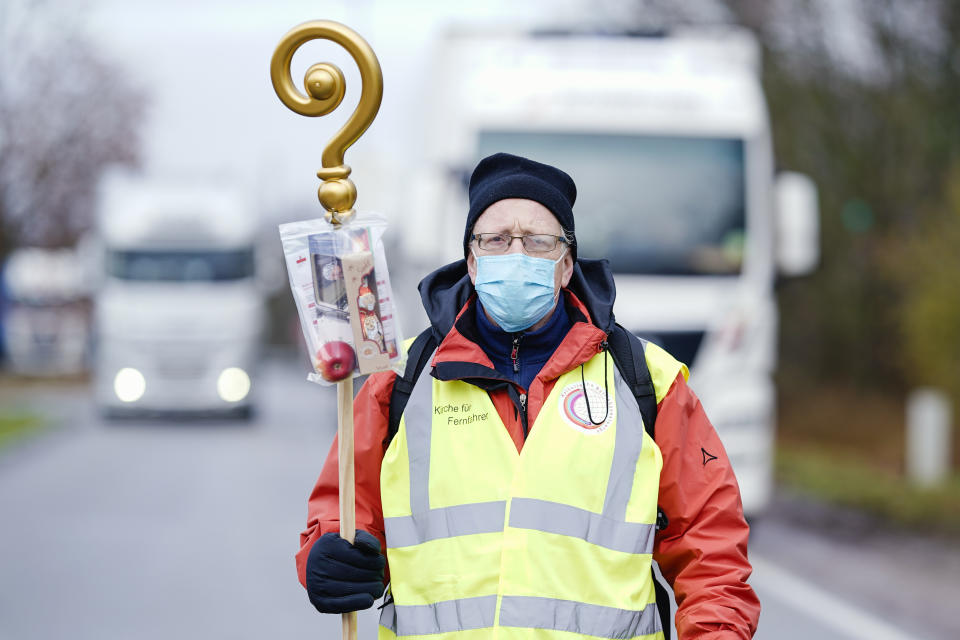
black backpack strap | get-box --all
[606,324,672,639]
[386,328,438,447]
[653,575,672,639]
[607,324,658,438]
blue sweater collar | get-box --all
[475,295,571,367]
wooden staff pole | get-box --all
[338,376,357,638]
[270,20,383,640]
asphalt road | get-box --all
[1,356,957,639]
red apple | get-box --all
[316,340,357,382]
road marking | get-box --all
[750,555,922,640]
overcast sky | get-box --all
[64,0,890,228]
[78,0,611,224]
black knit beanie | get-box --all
[464,152,577,258]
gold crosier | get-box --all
[271,20,383,640]
[270,20,383,225]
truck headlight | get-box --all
[217,367,251,403]
[114,368,146,402]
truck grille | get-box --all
[154,349,210,379]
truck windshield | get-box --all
[477,131,746,275]
[106,248,255,281]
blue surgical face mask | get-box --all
[472,249,566,333]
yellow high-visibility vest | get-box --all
[380,345,684,639]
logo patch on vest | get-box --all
[558,381,615,434]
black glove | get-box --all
[306,530,386,614]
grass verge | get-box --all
[0,413,45,451]
[777,445,960,537]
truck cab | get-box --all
[409,28,819,514]
[94,177,265,418]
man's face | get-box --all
[466,198,574,292]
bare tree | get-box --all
[0,0,145,258]
[692,0,960,410]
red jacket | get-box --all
[297,260,760,639]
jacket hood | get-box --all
[417,257,618,338]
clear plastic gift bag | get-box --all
[279,213,402,384]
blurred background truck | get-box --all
[1,247,92,376]
[405,27,820,515]
[93,175,266,418]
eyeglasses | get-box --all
[471,233,568,254]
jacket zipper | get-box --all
[510,334,523,373]
[516,389,529,438]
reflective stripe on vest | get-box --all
[381,595,660,638]
[508,497,657,555]
[500,596,661,638]
[380,595,497,636]
[379,348,670,639]
[385,500,507,547]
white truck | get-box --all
[406,28,819,515]
[1,247,91,376]
[93,176,266,418]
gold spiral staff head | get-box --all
[316,166,357,224]
[270,20,384,226]
[304,63,345,104]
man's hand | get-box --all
[306,530,386,614]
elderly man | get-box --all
[297,153,761,639]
